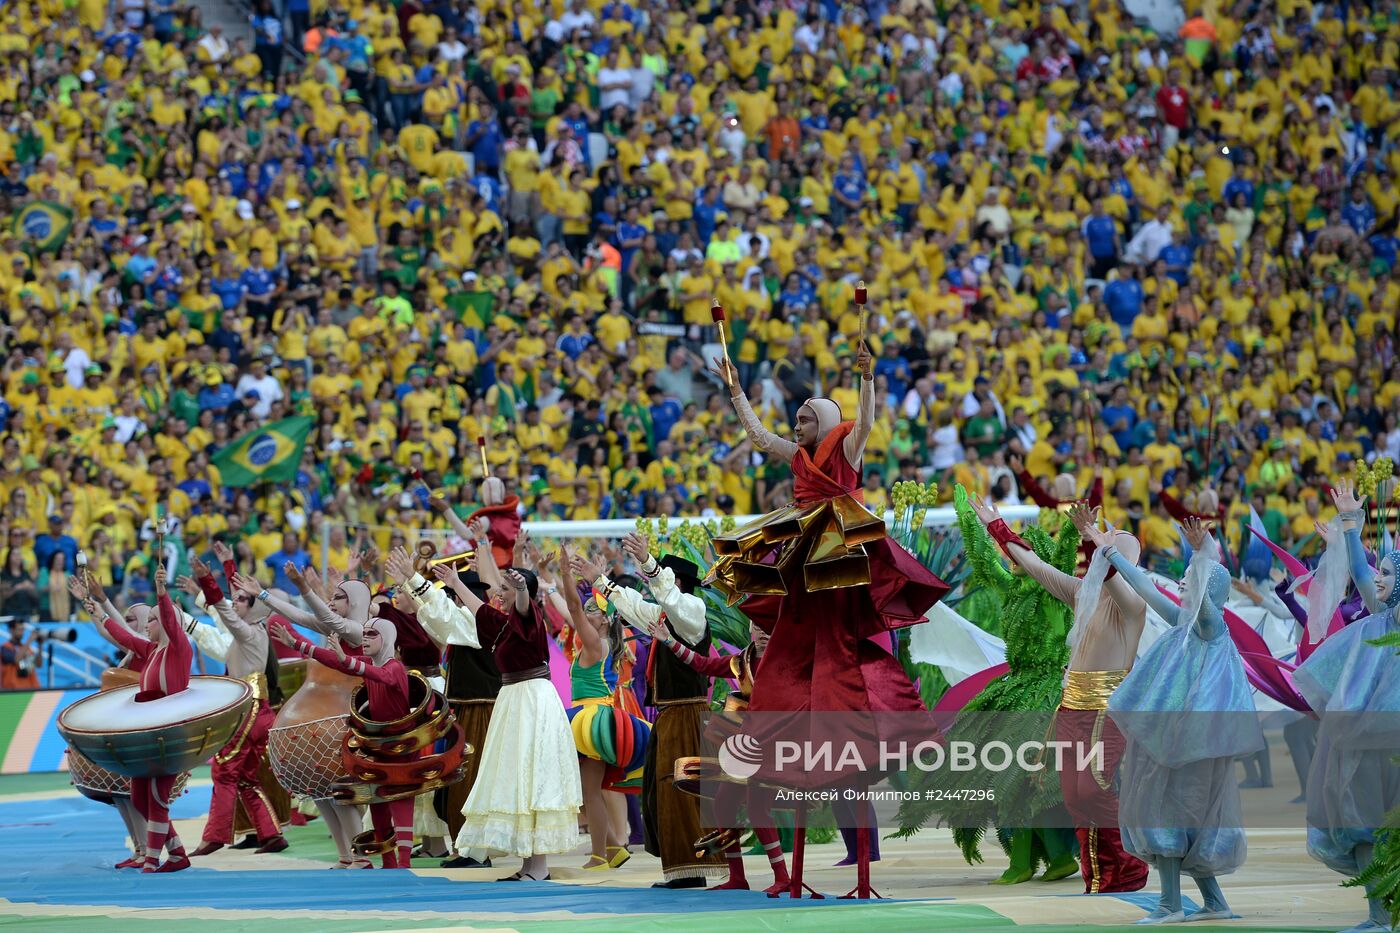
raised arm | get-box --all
[89,597,153,658]
[954,485,1013,593]
[385,546,482,646]
[155,578,193,674]
[231,571,320,627]
[969,491,1081,605]
[661,631,736,679]
[1333,479,1381,613]
[609,532,707,644]
[192,557,256,642]
[470,519,504,594]
[70,576,130,651]
[274,623,393,682]
[711,355,798,462]
[562,547,605,662]
[842,342,875,466]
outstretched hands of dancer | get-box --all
[709,355,739,391]
[384,546,416,586]
[620,532,650,567]
[1180,516,1213,551]
[271,622,297,649]
[230,571,264,600]
[175,574,200,597]
[1069,506,1114,550]
[154,566,167,596]
[570,549,606,582]
[212,540,234,564]
[502,567,531,613]
[66,574,88,601]
[1314,520,1335,545]
[1331,478,1366,529]
[966,492,1002,526]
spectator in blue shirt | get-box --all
[198,372,237,413]
[1100,384,1138,451]
[1222,173,1255,208]
[265,533,313,592]
[240,248,279,321]
[693,186,722,245]
[466,103,504,174]
[250,0,283,79]
[615,205,647,276]
[831,153,865,226]
[874,342,912,400]
[1082,199,1120,278]
[34,515,79,575]
[1342,187,1377,236]
[1103,264,1144,329]
[1158,230,1194,286]
[648,388,683,444]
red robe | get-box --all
[743,424,948,787]
[468,497,522,568]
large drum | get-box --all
[268,657,359,799]
[58,676,254,778]
[66,747,190,802]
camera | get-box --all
[34,626,78,644]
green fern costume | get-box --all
[895,485,1080,877]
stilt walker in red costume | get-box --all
[274,617,416,868]
[186,556,288,856]
[964,497,1152,894]
[706,327,949,897]
[466,476,522,569]
[88,567,193,873]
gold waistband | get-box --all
[1060,669,1129,710]
[245,671,268,702]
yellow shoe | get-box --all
[582,855,612,871]
[607,846,631,868]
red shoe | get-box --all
[155,855,191,873]
[289,811,308,826]
[114,855,145,870]
[190,841,224,857]
[255,835,289,854]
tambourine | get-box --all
[58,676,255,778]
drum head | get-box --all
[60,676,251,735]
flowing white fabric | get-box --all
[1295,517,1348,645]
[455,679,583,858]
[909,602,1006,685]
[1067,546,1111,655]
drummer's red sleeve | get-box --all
[1017,470,1061,508]
[196,572,225,606]
[103,617,152,659]
[1087,475,1104,509]
[158,593,192,691]
[667,639,735,679]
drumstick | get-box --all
[477,436,489,480]
[712,299,729,360]
[854,279,867,344]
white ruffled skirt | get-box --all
[454,679,582,857]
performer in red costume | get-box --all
[274,618,416,868]
[462,478,522,569]
[187,556,288,856]
[707,339,948,897]
[89,568,193,873]
[1151,479,1225,526]
[710,343,947,730]
[966,496,1152,894]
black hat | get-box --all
[659,555,701,594]
[458,569,491,600]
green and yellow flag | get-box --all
[12,201,73,252]
[212,416,315,487]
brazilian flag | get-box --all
[212,416,315,487]
[12,201,73,252]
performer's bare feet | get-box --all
[581,854,611,870]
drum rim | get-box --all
[58,675,254,737]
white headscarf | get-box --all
[338,579,372,625]
[798,397,843,444]
[364,617,398,666]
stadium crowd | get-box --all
[0,0,1398,624]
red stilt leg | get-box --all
[841,826,883,899]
